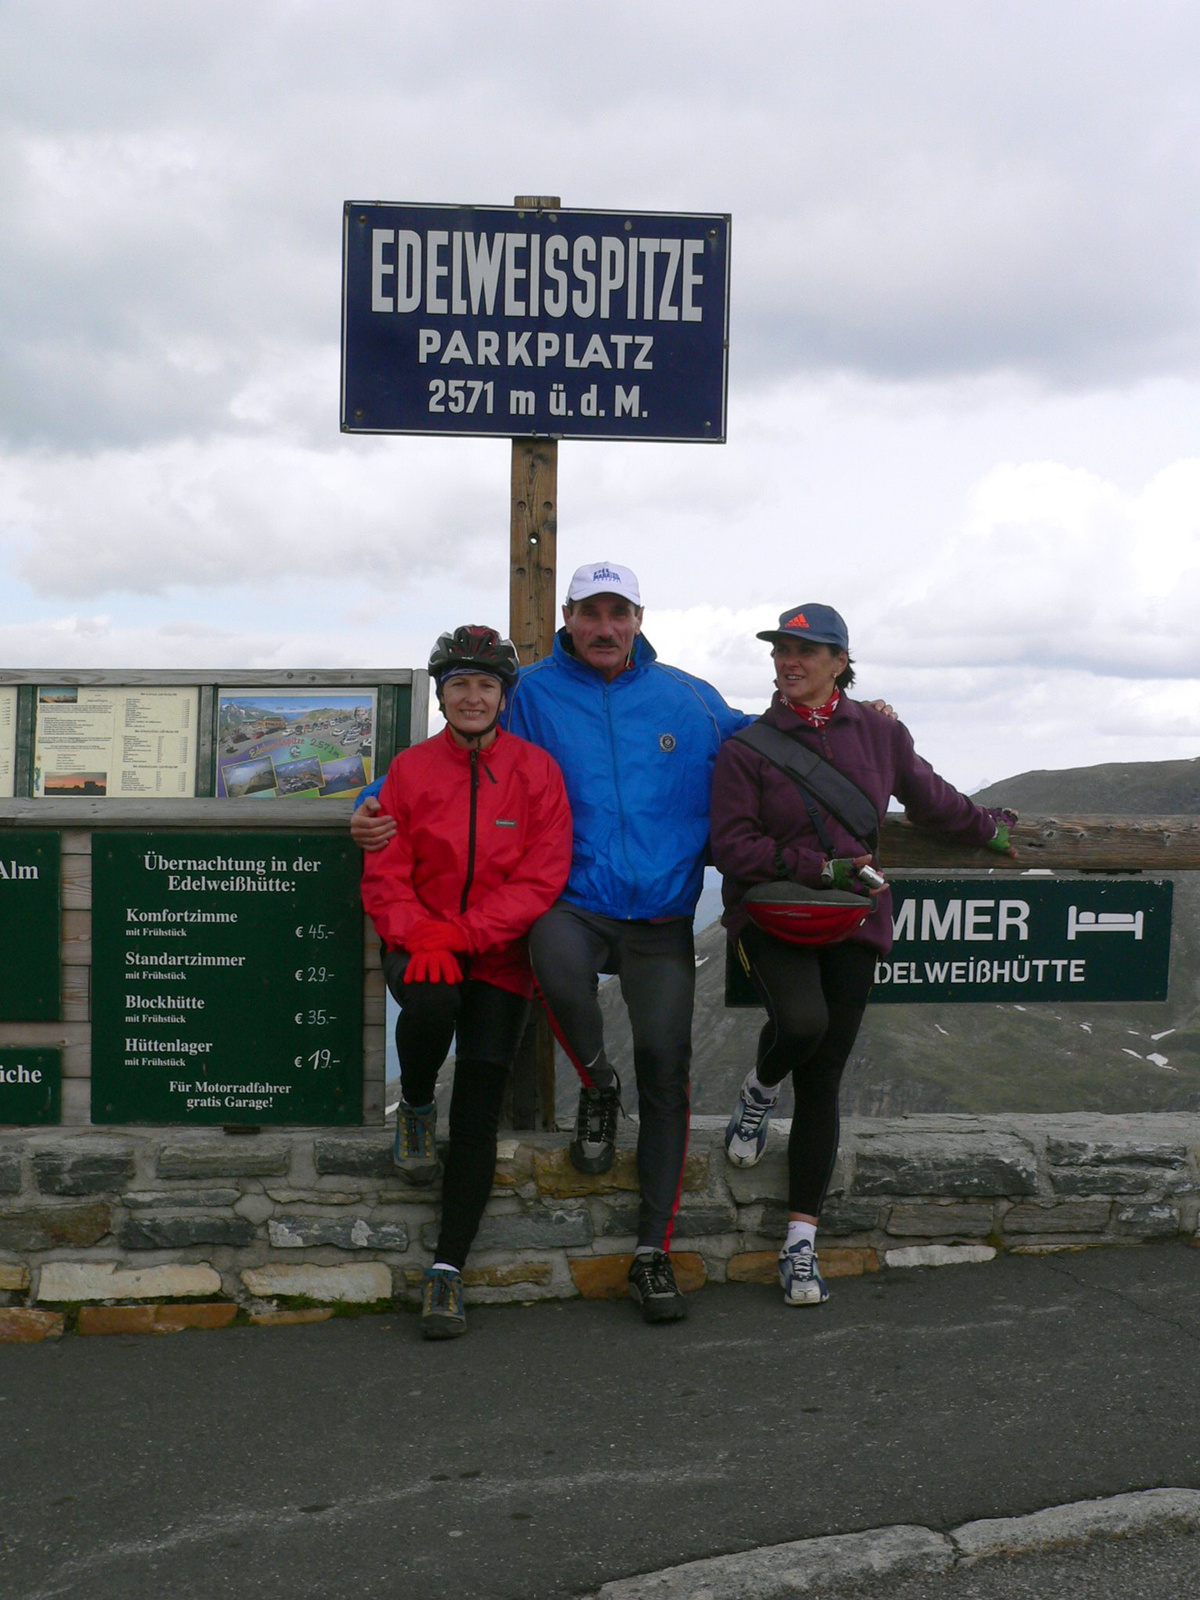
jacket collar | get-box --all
[551,627,658,681]
[762,692,862,731]
[438,724,503,763]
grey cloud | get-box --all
[5,3,1200,452]
[0,435,505,598]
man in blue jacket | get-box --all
[354,561,748,1324]
[510,562,748,1323]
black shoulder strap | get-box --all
[733,721,880,854]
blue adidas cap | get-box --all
[756,604,849,652]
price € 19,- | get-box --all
[293,1049,339,1070]
[293,1009,336,1026]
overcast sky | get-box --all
[2,1,1198,790]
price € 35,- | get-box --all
[293,1009,335,1026]
[294,966,334,983]
[293,1049,339,1070]
[295,923,332,940]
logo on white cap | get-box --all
[566,561,642,607]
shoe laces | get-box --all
[425,1269,460,1314]
[734,1083,775,1139]
[633,1251,677,1297]
[577,1081,621,1145]
[783,1241,816,1280]
[401,1104,434,1158]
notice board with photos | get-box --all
[0,669,427,802]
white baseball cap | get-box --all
[566,561,642,607]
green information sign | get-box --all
[726,878,1173,1007]
[0,831,60,1020]
[874,877,1172,1003]
[91,832,363,1125]
[0,1048,61,1125]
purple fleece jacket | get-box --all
[710,695,1005,956]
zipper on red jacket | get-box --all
[461,747,481,913]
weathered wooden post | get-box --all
[508,194,560,1128]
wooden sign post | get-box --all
[508,195,561,1129]
[341,193,732,1129]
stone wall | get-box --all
[2,1113,1198,1337]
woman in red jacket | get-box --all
[361,627,572,1339]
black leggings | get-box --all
[528,902,695,1251]
[737,928,876,1217]
[382,950,529,1271]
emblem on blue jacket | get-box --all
[659,733,677,752]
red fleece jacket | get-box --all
[361,726,572,997]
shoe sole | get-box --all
[628,1285,687,1323]
[393,1161,442,1186]
[632,1297,687,1323]
[569,1142,615,1176]
[421,1316,466,1339]
[782,1289,828,1306]
[724,1142,765,1168]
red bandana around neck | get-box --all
[781,688,840,728]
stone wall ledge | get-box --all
[0,1115,1198,1325]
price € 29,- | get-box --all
[293,1049,340,1070]
[294,966,334,983]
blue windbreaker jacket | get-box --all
[504,630,749,921]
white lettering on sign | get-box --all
[368,230,707,324]
[0,860,39,880]
[0,1064,43,1083]
[893,898,1031,943]
[874,957,1088,986]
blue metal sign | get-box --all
[341,202,730,442]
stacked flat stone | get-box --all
[0,1113,1197,1338]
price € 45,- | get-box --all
[293,1008,336,1026]
[293,1049,339,1070]
[295,923,332,940]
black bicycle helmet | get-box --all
[428,626,520,692]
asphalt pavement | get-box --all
[4,1243,1200,1600]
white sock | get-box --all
[746,1070,779,1102]
[634,1244,659,1257]
[785,1220,817,1252]
[431,1261,459,1275]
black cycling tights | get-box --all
[382,951,529,1270]
[738,928,876,1217]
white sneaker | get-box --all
[779,1240,829,1306]
[723,1073,778,1167]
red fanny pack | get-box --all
[743,881,871,947]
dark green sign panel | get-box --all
[726,878,1173,1007]
[0,1048,61,1125]
[91,833,363,1125]
[874,877,1172,1003]
[0,832,60,1020]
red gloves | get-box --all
[405,918,470,954]
[404,948,463,986]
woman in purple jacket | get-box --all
[710,604,1015,1308]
